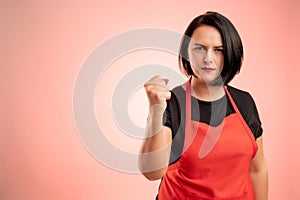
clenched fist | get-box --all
[144,75,171,109]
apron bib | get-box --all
[158,80,258,200]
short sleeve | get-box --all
[162,88,183,140]
[163,100,172,129]
[227,86,263,140]
[246,93,263,139]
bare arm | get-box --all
[138,76,172,180]
[139,126,172,180]
[249,136,268,199]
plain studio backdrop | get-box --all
[1,0,299,199]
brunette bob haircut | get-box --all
[179,11,243,85]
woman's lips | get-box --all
[201,67,216,72]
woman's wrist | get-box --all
[146,104,165,137]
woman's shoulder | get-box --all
[226,85,259,121]
[226,85,254,102]
[172,85,185,93]
[165,85,186,112]
[169,85,185,100]
[226,85,263,139]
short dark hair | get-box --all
[179,11,243,85]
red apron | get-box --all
[158,80,258,200]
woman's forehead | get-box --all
[190,25,223,47]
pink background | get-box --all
[1,0,300,199]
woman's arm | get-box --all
[138,75,172,180]
[249,136,268,200]
[139,126,172,180]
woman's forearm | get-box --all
[138,106,172,180]
[139,126,172,180]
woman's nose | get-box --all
[203,50,213,63]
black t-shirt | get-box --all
[163,85,263,165]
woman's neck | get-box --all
[190,77,225,102]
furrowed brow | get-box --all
[193,43,223,48]
[193,43,205,47]
[214,45,224,48]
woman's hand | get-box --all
[143,75,171,138]
[144,75,171,109]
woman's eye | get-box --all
[194,46,205,51]
[215,48,224,53]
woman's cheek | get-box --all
[190,55,204,70]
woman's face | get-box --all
[188,25,224,85]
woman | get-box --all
[139,11,268,199]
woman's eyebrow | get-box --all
[193,43,205,47]
[192,42,223,48]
